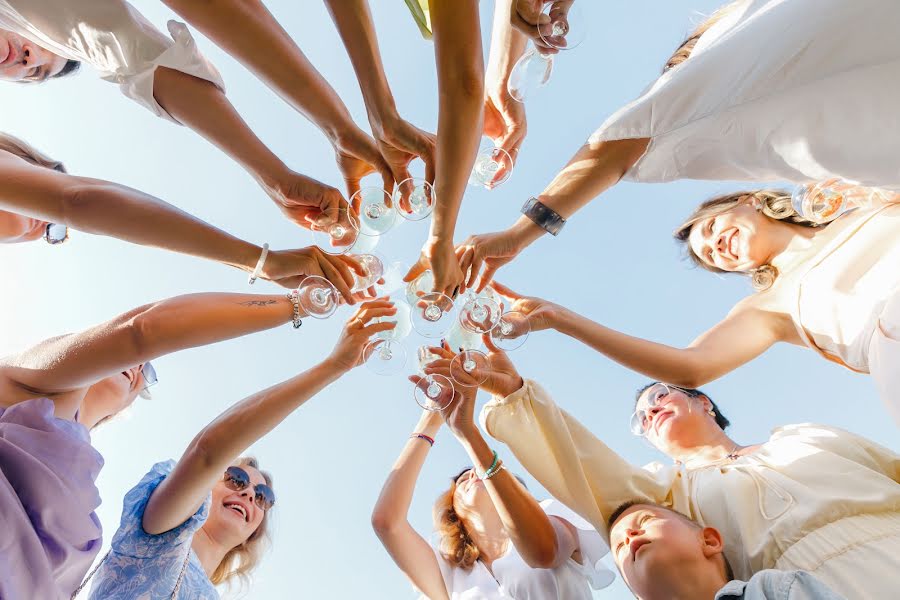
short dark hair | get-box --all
[635,383,731,430]
[54,59,81,79]
[608,499,734,581]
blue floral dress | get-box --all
[87,460,217,599]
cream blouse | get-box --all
[590,0,900,189]
[0,0,223,123]
[480,380,900,581]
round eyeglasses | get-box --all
[630,383,693,437]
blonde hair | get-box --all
[664,1,744,72]
[210,456,274,589]
[0,132,66,173]
[433,469,480,570]
[674,190,822,290]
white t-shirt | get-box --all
[0,0,223,123]
[591,0,900,190]
[428,500,615,600]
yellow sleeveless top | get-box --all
[403,0,432,39]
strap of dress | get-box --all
[791,205,893,372]
[70,547,192,599]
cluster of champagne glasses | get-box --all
[508,0,587,102]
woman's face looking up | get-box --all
[0,30,69,82]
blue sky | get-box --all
[1,1,896,598]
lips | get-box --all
[654,411,673,434]
[727,229,740,260]
[224,501,249,522]
[0,41,15,67]
[630,538,650,562]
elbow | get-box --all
[183,430,221,471]
[370,508,401,539]
[59,182,107,232]
[440,69,484,104]
[521,542,560,570]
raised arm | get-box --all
[371,409,449,600]
[404,1,485,297]
[151,66,345,228]
[160,0,395,200]
[0,292,303,407]
[459,137,650,290]
[492,283,786,388]
[323,0,436,188]
[142,300,396,535]
[422,342,579,569]
[0,153,360,294]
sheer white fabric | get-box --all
[590,0,900,189]
[426,500,615,600]
[0,0,223,123]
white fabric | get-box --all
[590,0,900,189]
[868,290,900,425]
[0,0,223,123]
[427,500,614,600]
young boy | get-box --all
[607,501,846,600]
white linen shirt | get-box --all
[591,0,900,190]
[0,0,223,123]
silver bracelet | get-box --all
[521,197,565,236]
[248,243,270,285]
[287,289,302,329]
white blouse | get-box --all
[428,500,615,600]
[591,0,900,190]
[0,0,223,123]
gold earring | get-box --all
[708,408,715,417]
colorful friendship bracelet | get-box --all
[478,450,500,480]
[410,433,435,446]
[482,461,505,481]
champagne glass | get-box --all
[416,345,441,375]
[445,320,490,386]
[469,138,514,189]
[352,187,397,236]
[490,311,530,351]
[791,179,889,224]
[350,253,385,292]
[508,0,587,102]
[310,206,360,255]
[411,292,457,339]
[406,270,435,305]
[296,276,341,319]
[414,373,455,412]
[459,293,502,334]
[364,300,411,375]
[395,177,434,222]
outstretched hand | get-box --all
[328,299,397,371]
[491,282,562,332]
[332,127,395,212]
[373,115,436,196]
[264,247,366,302]
[404,239,466,299]
[456,230,524,293]
[263,169,348,229]
[509,0,567,55]
[483,88,526,187]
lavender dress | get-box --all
[0,397,104,599]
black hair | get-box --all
[635,383,731,430]
[54,59,81,79]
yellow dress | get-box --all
[481,380,900,598]
[403,0,432,39]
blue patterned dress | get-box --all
[87,460,217,599]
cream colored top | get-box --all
[403,0,432,39]
[788,204,900,372]
[480,380,900,580]
[590,0,900,189]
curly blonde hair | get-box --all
[0,132,67,173]
[210,456,274,590]
[674,190,823,290]
[664,1,744,72]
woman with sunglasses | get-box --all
[81,299,395,598]
[0,288,379,598]
[467,343,900,597]
[0,133,363,295]
[371,341,614,600]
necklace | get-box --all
[725,445,743,461]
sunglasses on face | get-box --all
[140,362,158,390]
[43,222,68,245]
[630,383,693,437]
[223,466,275,512]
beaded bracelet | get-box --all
[248,243,270,285]
[482,461,505,481]
[477,450,499,480]
[410,433,435,446]
[287,289,302,329]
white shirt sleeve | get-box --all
[0,0,224,124]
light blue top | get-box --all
[88,460,217,599]
[716,570,847,600]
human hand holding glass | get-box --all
[364,299,411,376]
[310,205,361,255]
[327,299,399,372]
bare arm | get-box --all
[371,411,450,600]
[160,0,392,199]
[152,66,345,227]
[144,300,395,535]
[0,293,299,402]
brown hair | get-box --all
[673,189,822,290]
[433,468,481,570]
[664,2,743,72]
[0,132,67,173]
[210,456,275,589]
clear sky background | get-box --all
[1,1,896,599]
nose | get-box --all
[21,45,49,68]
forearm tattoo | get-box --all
[238,299,278,307]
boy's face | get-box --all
[609,504,723,600]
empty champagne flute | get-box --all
[395,177,434,222]
[351,253,385,292]
[414,373,455,412]
[353,187,397,236]
[296,276,342,319]
[365,300,411,375]
[469,138,514,189]
[310,206,360,255]
[445,319,490,386]
[459,292,502,334]
[411,292,458,339]
[490,311,531,351]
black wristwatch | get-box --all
[521,197,566,236]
